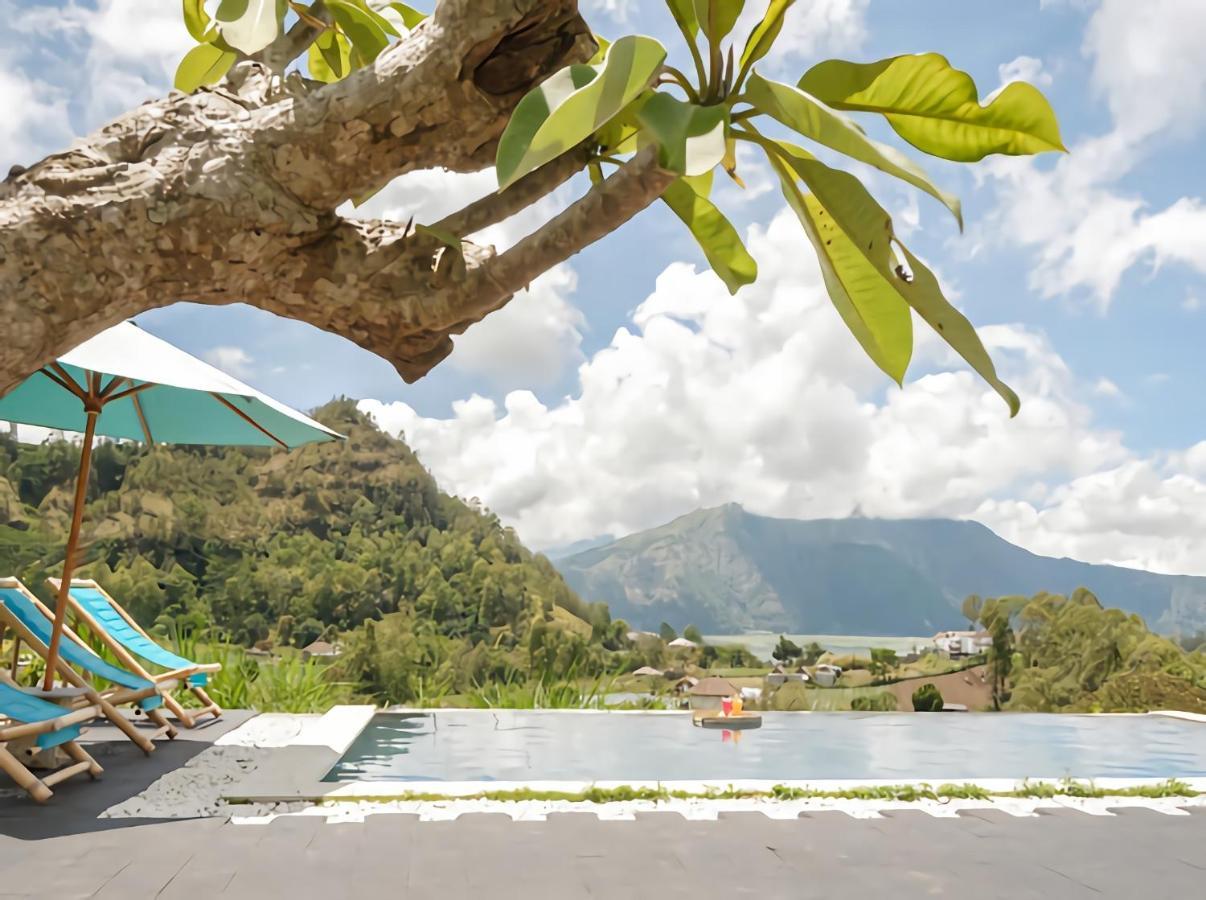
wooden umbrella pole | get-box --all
[41,404,100,692]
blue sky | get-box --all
[3,1,1206,572]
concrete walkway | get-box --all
[1,714,1203,898]
[0,806,1203,898]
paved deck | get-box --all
[1,714,1203,898]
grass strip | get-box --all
[296,778,1197,806]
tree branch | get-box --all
[473,146,674,304]
[0,0,598,394]
[433,145,591,237]
[257,1,331,72]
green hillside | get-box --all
[556,505,1206,635]
[0,401,618,702]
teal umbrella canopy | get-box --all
[0,320,343,690]
[0,321,342,448]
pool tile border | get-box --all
[220,707,1206,808]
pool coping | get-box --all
[221,706,1206,805]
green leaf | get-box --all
[744,73,963,228]
[596,93,652,156]
[328,0,394,67]
[693,1,745,43]
[772,156,912,384]
[175,42,237,92]
[665,0,699,36]
[214,0,283,55]
[588,35,611,66]
[385,2,426,29]
[797,53,1066,162]
[495,35,667,189]
[637,94,728,176]
[776,147,1018,412]
[183,0,214,42]
[737,0,794,81]
[662,178,757,295]
[308,30,351,82]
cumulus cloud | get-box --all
[203,346,255,379]
[978,0,1206,307]
[359,209,1134,554]
[977,448,1206,575]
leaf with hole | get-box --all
[744,73,962,227]
[495,35,667,189]
[662,178,757,295]
[772,153,912,384]
[798,53,1065,162]
[776,146,1018,412]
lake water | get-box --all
[703,633,931,660]
[323,710,1206,783]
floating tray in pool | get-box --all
[693,713,762,730]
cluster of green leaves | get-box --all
[175,0,426,92]
[974,588,1206,713]
[0,401,634,707]
[495,0,1067,414]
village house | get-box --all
[931,630,993,658]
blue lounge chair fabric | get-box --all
[0,680,83,749]
[67,586,209,686]
[0,588,163,711]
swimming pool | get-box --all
[323,710,1206,783]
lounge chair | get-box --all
[49,578,222,728]
[0,677,103,803]
[0,579,178,751]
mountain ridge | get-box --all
[554,504,1206,635]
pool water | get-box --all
[323,711,1206,783]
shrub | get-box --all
[911,683,944,712]
[851,691,898,711]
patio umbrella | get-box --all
[0,321,343,690]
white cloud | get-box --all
[993,55,1052,98]
[0,68,72,173]
[731,0,868,74]
[203,346,255,379]
[1092,377,1123,399]
[360,209,1131,552]
[979,0,1206,307]
[978,448,1206,576]
[581,0,635,24]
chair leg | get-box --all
[96,697,156,754]
[161,692,198,728]
[60,741,103,779]
[0,743,53,802]
[146,707,178,740]
[190,686,222,720]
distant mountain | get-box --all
[554,505,1206,635]
[540,535,617,561]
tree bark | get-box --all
[0,0,672,394]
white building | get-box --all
[931,630,993,658]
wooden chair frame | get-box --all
[0,680,103,803]
[49,578,222,728]
[0,578,178,751]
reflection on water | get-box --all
[323,711,1206,783]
